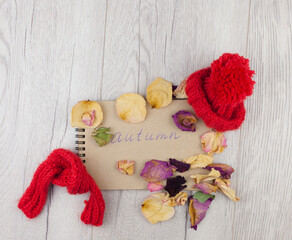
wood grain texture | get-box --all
[0,0,291,239]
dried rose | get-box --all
[193,182,219,194]
[172,110,197,132]
[91,127,113,147]
[117,160,135,175]
[71,100,103,128]
[140,160,177,182]
[204,163,234,179]
[163,192,188,206]
[189,195,214,230]
[201,131,227,154]
[190,168,221,184]
[164,176,187,197]
[215,178,240,202]
[147,182,164,192]
[147,77,172,108]
[173,79,187,99]
[116,93,147,123]
[169,158,190,173]
[141,193,175,224]
[184,154,213,168]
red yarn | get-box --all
[186,53,255,132]
[18,148,105,226]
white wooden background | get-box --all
[0,0,291,239]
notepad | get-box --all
[75,100,211,190]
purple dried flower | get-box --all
[169,158,190,173]
[172,110,197,132]
[204,163,234,179]
[164,176,187,197]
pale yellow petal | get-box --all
[215,179,240,202]
[147,78,172,108]
[184,154,213,168]
[163,192,188,207]
[190,168,221,184]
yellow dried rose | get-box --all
[71,100,103,128]
[190,168,221,184]
[201,131,227,155]
[116,93,147,123]
[173,79,187,98]
[163,192,188,207]
[184,154,213,168]
[147,77,172,108]
[117,160,135,175]
[141,193,175,224]
[215,178,240,202]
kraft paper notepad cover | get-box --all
[78,100,211,190]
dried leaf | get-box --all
[92,127,113,147]
[141,193,175,224]
[193,182,219,194]
[147,78,172,108]
[116,93,147,123]
[204,163,234,179]
[71,100,103,128]
[189,195,214,230]
[140,160,177,182]
[193,191,215,203]
[147,182,164,192]
[201,131,227,154]
[184,154,213,169]
[117,160,135,175]
[172,110,197,132]
[190,168,221,184]
[173,79,187,98]
[164,176,187,197]
[215,179,240,202]
[169,158,190,173]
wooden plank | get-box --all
[233,0,292,239]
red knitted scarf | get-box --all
[18,148,105,226]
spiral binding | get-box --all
[75,128,86,163]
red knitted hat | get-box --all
[185,53,255,132]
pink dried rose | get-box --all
[189,194,214,230]
[201,131,227,154]
[147,182,164,192]
[204,163,234,179]
[169,158,190,173]
[173,79,187,99]
[172,110,197,132]
[140,160,177,182]
[117,160,135,175]
[193,182,219,194]
[81,110,95,126]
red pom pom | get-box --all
[204,53,255,106]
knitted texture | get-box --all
[18,148,105,226]
[186,53,255,132]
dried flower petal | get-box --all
[173,79,187,98]
[116,93,147,123]
[189,195,214,230]
[172,110,197,132]
[81,110,95,126]
[147,77,172,108]
[147,182,164,192]
[91,127,113,147]
[71,100,103,128]
[215,179,240,202]
[169,158,190,173]
[204,163,234,179]
[141,193,175,224]
[184,154,213,169]
[140,160,177,182]
[117,160,135,175]
[193,182,219,194]
[164,176,187,197]
[201,131,227,154]
[190,168,221,184]
[163,192,188,206]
